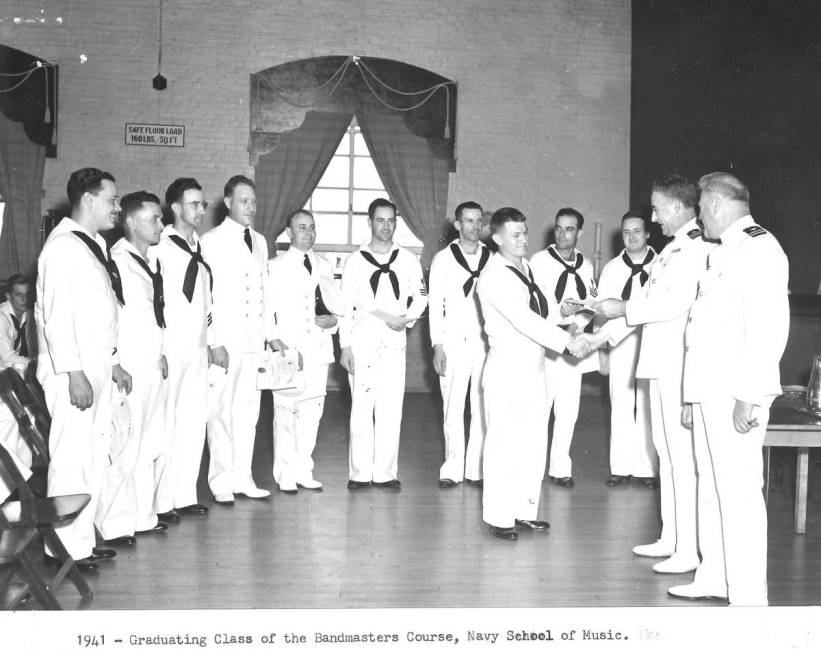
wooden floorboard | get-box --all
[30,391,821,610]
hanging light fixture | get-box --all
[152,0,167,90]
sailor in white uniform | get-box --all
[594,211,656,486]
[477,207,571,540]
[529,207,597,486]
[428,201,489,487]
[267,210,343,492]
[201,176,274,504]
[35,168,131,570]
[671,172,789,606]
[339,198,427,490]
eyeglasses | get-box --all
[184,200,208,210]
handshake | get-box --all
[567,331,606,358]
[561,297,627,359]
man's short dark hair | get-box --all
[4,274,29,295]
[652,174,700,209]
[286,208,313,230]
[455,201,483,220]
[224,175,255,198]
[66,167,116,208]
[368,197,397,220]
[165,177,202,207]
[120,191,161,224]
[490,207,526,235]
[555,207,584,230]
[621,209,648,229]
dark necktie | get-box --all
[547,246,587,302]
[302,252,331,316]
[72,231,125,305]
[244,227,253,253]
[303,253,312,274]
[450,243,490,297]
[10,314,28,357]
[129,252,167,328]
[360,249,400,299]
[620,249,655,300]
[507,265,549,318]
[168,234,213,302]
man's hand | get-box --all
[159,354,168,380]
[681,403,693,428]
[592,298,627,319]
[560,299,584,318]
[315,314,337,330]
[733,400,759,433]
[68,370,94,410]
[340,346,355,374]
[432,344,447,377]
[567,334,593,358]
[267,338,288,353]
[211,345,230,369]
[384,314,410,331]
[112,364,133,394]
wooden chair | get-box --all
[0,368,50,467]
[0,443,92,608]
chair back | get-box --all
[0,438,36,502]
[0,369,49,466]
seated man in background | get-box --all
[0,274,33,372]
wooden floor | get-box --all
[35,391,821,609]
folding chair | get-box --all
[0,369,49,469]
[0,444,92,607]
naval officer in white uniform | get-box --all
[267,210,342,492]
[477,207,572,540]
[428,201,489,488]
[201,176,274,504]
[36,167,131,570]
[671,172,788,605]
[339,198,427,490]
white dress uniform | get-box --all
[602,218,714,561]
[200,218,273,497]
[477,254,570,528]
[267,247,342,488]
[0,301,32,370]
[95,238,167,536]
[154,224,214,510]
[339,243,427,483]
[529,244,597,479]
[682,216,789,606]
[35,217,118,559]
[596,248,656,478]
[428,240,490,483]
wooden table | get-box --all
[765,393,821,534]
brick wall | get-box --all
[1,0,630,390]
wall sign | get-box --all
[125,123,185,147]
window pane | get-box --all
[351,214,371,245]
[394,217,423,247]
[353,132,369,156]
[276,229,290,243]
[317,156,350,189]
[313,212,350,245]
[352,189,390,213]
[311,188,349,212]
[334,133,350,156]
[352,156,383,189]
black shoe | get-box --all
[636,476,658,489]
[103,535,136,546]
[90,547,117,561]
[157,509,181,523]
[178,503,209,515]
[44,553,98,573]
[489,526,518,540]
[515,519,550,532]
[135,523,168,536]
[438,479,458,488]
[606,474,629,486]
[466,478,484,488]
[372,479,401,490]
[553,476,574,487]
[346,480,371,490]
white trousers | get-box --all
[546,353,582,478]
[608,332,655,477]
[482,353,548,528]
[273,363,328,487]
[38,354,113,559]
[207,351,263,496]
[647,376,697,558]
[96,365,166,537]
[692,400,769,606]
[348,342,406,482]
[158,348,207,510]
[438,337,487,482]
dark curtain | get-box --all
[254,110,352,247]
[358,112,450,272]
[0,111,46,278]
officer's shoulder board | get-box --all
[742,225,768,238]
[686,228,702,239]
